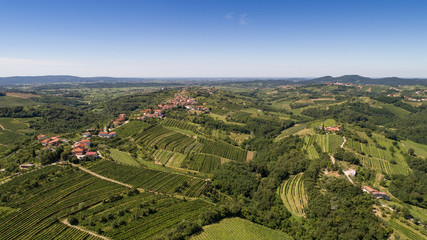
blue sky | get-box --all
[0,0,426,77]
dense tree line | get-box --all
[0,106,40,118]
[389,155,427,208]
[30,105,105,133]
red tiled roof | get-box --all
[86,152,97,156]
[362,186,377,192]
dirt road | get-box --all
[71,163,133,189]
[61,218,110,240]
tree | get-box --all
[408,148,416,156]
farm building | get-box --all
[37,134,47,140]
[362,186,377,194]
[362,186,390,201]
[85,152,98,159]
[372,192,390,201]
[98,132,117,138]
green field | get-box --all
[198,137,247,162]
[361,156,410,176]
[137,125,198,153]
[89,160,207,197]
[306,145,320,159]
[182,153,222,173]
[0,129,24,145]
[279,173,307,217]
[0,166,126,240]
[0,96,35,107]
[162,118,200,133]
[0,117,28,131]
[165,152,187,168]
[110,149,140,166]
[400,140,427,158]
[346,138,411,175]
[388,219,427,240]
[153,149,175,164]
[304,134,343,153]
[115,121,149,138]
[275,124,307,142]
[75,194,211,240]
[191,218,293,240]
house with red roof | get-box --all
[73,147,84,155]
[41,139,50,146]
[85,152,98,159]
[37,134,47,140]
[362,186,390,201]
[98,132,109,137]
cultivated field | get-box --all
[191,218,293,240]
[110,149,140,166]
[279,173,307,217]
[0,166,126,240]
[89,160,207,197]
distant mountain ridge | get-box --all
[0,74,426,86]
[302,75,427,85]
[0,75,305,86]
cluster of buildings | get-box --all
[98,132,117,138]
[138,91,209,121]
[140,109,164,119]
[163,91,209,112]
[318,126,340,132]
[72,139,98,160]
[404,96,427,102]
[362,186,390,201]
[325,82,354,87]
[37,135,63,147]
[113,114,127,127]
[324,126,340,131]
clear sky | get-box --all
[1,0,427,78]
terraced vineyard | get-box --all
[275,124,306,141]
[304,134,343,153]
[306,145,320,159]
[138,125,196,153]
[115,121,149,137]
[0,166,126,240]
[198,137,247,162]
[89,160,207,197]
[110,149,140,166]
[165,152,187,167]
[182,153,221,172]
[73,193,212,240]
[279,173,307,217]
[361,156,410,175]
[388,219,426,240]
[346,139,411,175]
[153,149,175,164]
[162,118,200,133]
[191,217,293,240]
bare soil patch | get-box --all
[6,92,39,99]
